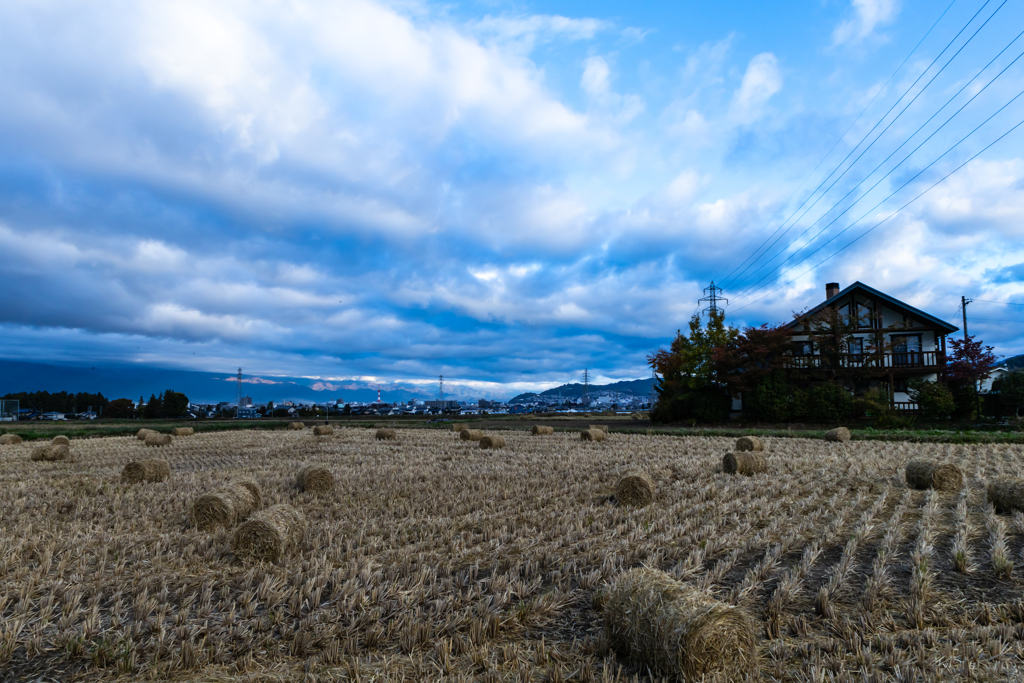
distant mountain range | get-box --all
[0,359,654,405]
[509,378,653,404]
[0,360,470,404]
[1000,354,1024,370]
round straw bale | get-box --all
[137,428,157,441]
[171,427,194,437]
[51,435,70,447]
[589,424,609,434]
[905,459,963,492]
[288,421,305,430]
[532,425,554,435]
[734,436,764,452]
[581,428,605,442]
[375,428,397,440]
[297,466,334,494]
[0,434,23,445]
[31,444,70,462]
[723,451,768,476]
[144,433,172,447]
[460,429,484,441]
[121,458,170,484]
[988,478,1024,514]
[824,427,851,443]
[312,425,334,436]
[479,435,506,449]
[231,504,307,562]
[237,479,263,508]
[452,423,469,433]
[604,567,758,681]
[616,470,655,506]
[192,482,260,531]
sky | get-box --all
[1,0,1023,397]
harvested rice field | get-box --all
[3,428,1024,682]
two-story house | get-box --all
[784,282,959,409]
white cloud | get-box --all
[469,14,608,49]
[580,55,644,124]
[833,0,900,45]
[581,56,611,97]
[730,53,782,125]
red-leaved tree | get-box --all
[946,335,997,418]
[946,335,997,385]
[711,323,793,394]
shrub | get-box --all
[808,383,853,423]
[949,381,977,420]
[993,370,1024,417]
[908,379,955,420]
[692,387,732,423]
[745,370,792,422]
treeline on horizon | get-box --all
[2,391,110,414]
[2,389,190,418]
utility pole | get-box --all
[649,367,656,410]
[582,369,590,407]
[962,295,982,420]
[961,295,972,339]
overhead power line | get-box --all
[715,0,958,284]
[731,85,1024,306]
[969,317,1024,323]
[731,49,1024,301]
[975,299,1024,306]
[728,113,1024,314]
[720,0,995,291]
[730,26,1024,301]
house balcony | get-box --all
[783,351,944,371]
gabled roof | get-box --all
[783,281,959,334]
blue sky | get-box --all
[1,0,1023,397]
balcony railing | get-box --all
[783,351,942,370]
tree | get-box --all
[712,324,793,394]
[908,379,956,420]
[946,335,997,419]
[648,311,739,423]
[143,393,162,419]
[993,370,1024,417]
[160,390,189,418]
[105,398,136,419]
[709,323,795,422]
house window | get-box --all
[856,301,875,328]
[848,338,864,355]
[793,341,813,356]
[891,334,922,366]
[893,379,908,393]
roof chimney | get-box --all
[826,282,840,300]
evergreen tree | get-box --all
[144,393,162,419]
[160,390,189,417]
[648,311,739,423]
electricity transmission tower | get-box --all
[235,368,243,406]
[582,369,590,407]
[438,375,444,402]
[699,281,728,318]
